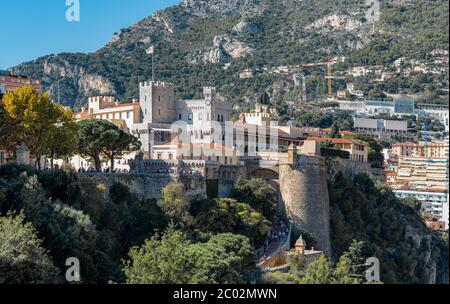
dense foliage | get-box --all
[0,164,168,283]
[0,213,59,284]
[123,226,254,284]
[329,173,449,284]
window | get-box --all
[158,109,161,116]
[157,154,162,160]
[188,113,193,121]
[169,154,173,160]
[127,112,130,119]
[179,114,182,120]
[158,96,161,102]
[145,95,147,102]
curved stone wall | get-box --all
[279,155,331,256]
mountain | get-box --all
[10,0,449,110]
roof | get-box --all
[154,142,237,153]
[295,235,305,247]
[230,121,292,137]
[104,102,140,109]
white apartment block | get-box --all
[395,190,449,230]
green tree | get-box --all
[46,106,78,169]
[101,126,141,171]
[329,122,342,138]
[300,255,333,284]
[123,225,194,284]
[341,240,367,278]
[1,86,69,168]
[76,119,140,171]
[332,256,361,284]
[123,226,254,284]
[187,233,254,284]
[232,178,278,220]
[18,175,99,282]
[193,198,271,247]
[367,86,387,100]
[0,213,59,284]
[161,182,193,226]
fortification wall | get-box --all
[81,173,205,202]
[279,155,331,256]
[325,157,372,182]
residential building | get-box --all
[394,189,449,230]
[392,141,449,159]
[307,137,369,163]
[0,75,43,93]
[354,117,415,142]
[394,157,448,191]
[75,96,142,132]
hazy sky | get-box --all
[0,0,180,69]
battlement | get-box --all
[88,96,117,111]
[244,112,271,118]
[203,86,217,94]
[139,81,174,88]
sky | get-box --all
[0,0,180,70]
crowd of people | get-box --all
[256,219,290,263]
[77,167,129,174]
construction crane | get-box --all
[325,65,346,99]
[286,59,345,102]
[299,60,333,102]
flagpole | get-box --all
[146,45,155,82]
[152,52,155,82]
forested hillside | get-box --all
[1,165,447,284]
[10,0,449,110]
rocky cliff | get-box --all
[9,0,447,109]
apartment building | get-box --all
[395,189,449,230]
[394,158,448,191]
[392,141,449,159]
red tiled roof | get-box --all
[108,102,140,108]
[155,142,236,153]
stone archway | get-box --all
[248,168,279,181]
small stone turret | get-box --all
[295,235,306,255]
